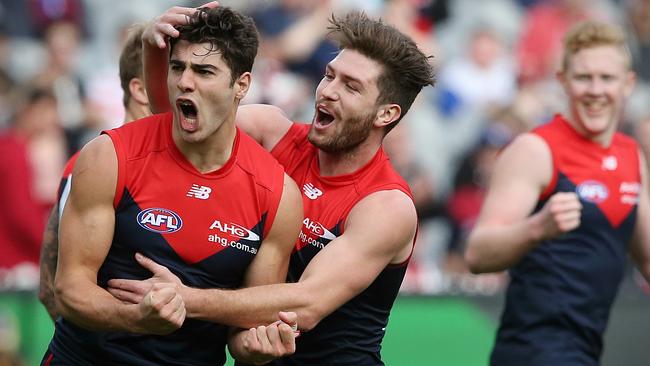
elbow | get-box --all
[298,306,323,332]
[464,247,485,274]
[53,276,76,318]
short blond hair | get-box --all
[561,21,631,72]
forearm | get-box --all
[56,275,143,333]
[143,40,171,114]
[465,213,544,273]
[183,282,318,330]
[227,328,265,365]
[38,206,60,321]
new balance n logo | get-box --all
[187,184,212,200]
[303,183,323,200]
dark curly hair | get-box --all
[170,6,259,86]
[328,11,435,133]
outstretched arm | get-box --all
[110,189,415,331]
[465,133,582,273]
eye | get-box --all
[170,64,183,72]
[323,73,334,81]
[197,69,213,76]
[346,83,359,93]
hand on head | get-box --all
[143,1,220,48]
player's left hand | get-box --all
[238,311,298,364]
[107,253,183,304]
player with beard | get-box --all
[107,7,435,366]
[41,6,303,366]
[465,21,650,365]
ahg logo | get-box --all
[137,208,183,233]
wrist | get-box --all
[526,212,546,244]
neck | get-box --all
[124,101,150,123]
[317,135,382,176]
[173,114,237,174]
[566,115,616,148]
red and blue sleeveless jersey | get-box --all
[491,115,641,366]
[269,123,414,365]
[47,112,285,366]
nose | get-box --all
[177,69,195,93]
[319,78,339,101]
[587,77,605,95]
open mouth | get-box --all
[178,99,198,119]
[315,107,335,127]
[176,99,198,132]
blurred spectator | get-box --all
[0,88,65,290]
[27,0,86,38]
[516,0,615,84]
[626,0,650,83]
[436,26,516,118]
[30,20,98,156]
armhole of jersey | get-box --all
[102,130,126,209]
[262,165,286,238]
[58,176,72,219]
[538,135,557,201]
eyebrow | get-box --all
[327,64,365,90]
[169,59,219,72]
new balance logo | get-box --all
[187,184,212,200]
[303,183,323,200]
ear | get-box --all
[234,72,252,100]
[129,78,149,105]
[623,70,637,97]
[374,103,401,129]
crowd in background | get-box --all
[1,0,650,362]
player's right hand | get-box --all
[537,191,582,240]
[143,1,220,48]
[137,282,186,335]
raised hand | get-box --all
[143,1,220,48]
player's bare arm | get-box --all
[629,150,650,282]
[465,133,583,273]
[227,176,302,366]
[55,135,185,334]
[38,204,60,321]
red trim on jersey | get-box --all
[43,352,54,366]
[103,128,127,208]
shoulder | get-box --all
[237,131,285,190]
[349,189,416,230]
[613,131,640,150]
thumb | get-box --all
[278,311,298,329]
[135,253,166,275]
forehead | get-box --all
[329,49,382,86]
[170,40,226,67]
[566,45,629,74]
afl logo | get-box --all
[137,208,183,233]
[576,180,608,204]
